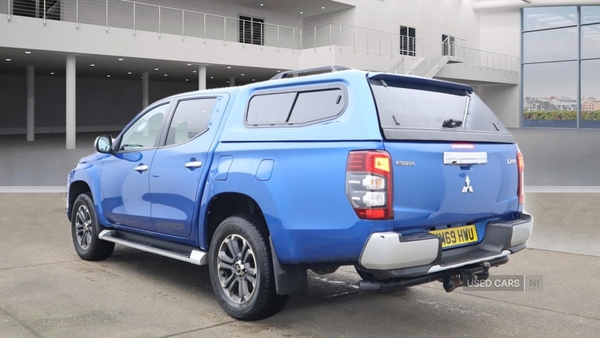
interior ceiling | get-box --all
[0,0,356,86]
[217,0,354,17]
[0,47,283,86]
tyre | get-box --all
[71,193,115,261]
[208,215,288,320]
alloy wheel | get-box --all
[217,234,258,304]
[74,204,93,251]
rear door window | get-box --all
[164,98,217,146]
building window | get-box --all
[400,26,416,56]
[442,34,456,57]
[239,16,264,45]
[522,5,600,129]
[12,0,61,20]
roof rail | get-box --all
[271,65,353,80]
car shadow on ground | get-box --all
[102,246,423,315]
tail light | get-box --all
[517,147,525,206]
[346,150,393,220]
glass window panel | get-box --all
[165,98,217,146]
[582,25,600,59]
[523,62,577,128]
[523,28,578,63]
[288,89,344,124]
[120,104,169,151]
[581,6,600,24]
[523,6,577,31]
[246,92,296,125]
[581,60,600,129]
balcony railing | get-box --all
[302,23,425,57]
[3,0,303,50]
[457,45,520,72]
[2,1,425,57]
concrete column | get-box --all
[229,77,235,87]
[142,72,149,108]
[66,55,76,150]
[198,65,207,90]
[26,66,35,142]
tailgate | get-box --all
[386,141,520,232]
[367,72,521,234]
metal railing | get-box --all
[397,37,519,77]
[2,0,303,49]
[1,3,426,56]
[457,46,520,72]
[302,22,424,56]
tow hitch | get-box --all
[442,261,491,293]
[358,256,508,292]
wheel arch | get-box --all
[67,166,105,224]
[68,181,91,221]
[204,192,268,249]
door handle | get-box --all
[134,164,149,172]
[184,161,203,169]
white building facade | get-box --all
[0,0,598,148]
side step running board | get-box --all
[98,230,207,265]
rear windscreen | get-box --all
[370,79,508,134]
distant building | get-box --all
[582,99,600,112]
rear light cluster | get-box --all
[517,147,525,206]
[345,150,393,220]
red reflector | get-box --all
[355,208,389,220]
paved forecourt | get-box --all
[1,193,599,338]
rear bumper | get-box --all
[357,213,533,279]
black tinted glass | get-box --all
[247,92,295,125]
[371,80,506,133]
[165,98,216,146]
[288,89,344,124]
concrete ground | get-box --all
[1,193,600,338]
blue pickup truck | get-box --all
[67,66,533,320]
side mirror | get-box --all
[94,135,113,153]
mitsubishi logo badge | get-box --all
[462,175,474,193]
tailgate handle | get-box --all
[443,152,487,165]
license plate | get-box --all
[429,225,478,248]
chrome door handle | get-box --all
[184,161,203,169]
[134,164,148,172]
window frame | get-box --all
[239,15,265,46]
[244,83,349,128]
[400,25,416,56]
[521,5,600,129]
